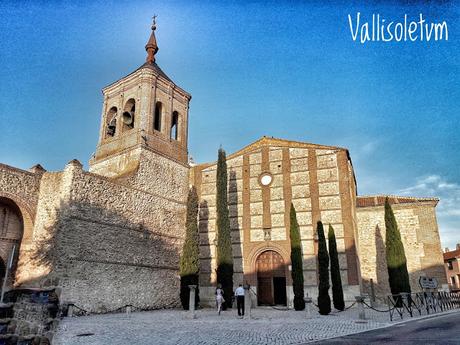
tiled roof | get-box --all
[357,195,439,208]
[444,249,460,261]
[138,62,173,83]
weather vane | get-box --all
[152,14,157,30]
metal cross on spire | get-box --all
[146,15,159,63]
[152,14,157,30]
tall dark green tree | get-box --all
[328,224,344,311]
[179,186,200,310]
[317,221,331,315]
[385,197,411,295]
[215,148,233,309]
[289,203,305,310]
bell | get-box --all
[122,111,134,126]
[106,118,116,136]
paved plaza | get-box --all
[54,305,397,345]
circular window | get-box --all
[259,173,273,186]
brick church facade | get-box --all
[0,24,446,312]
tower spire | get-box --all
[145,15,159,64]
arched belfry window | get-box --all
[154,102,162,131]
[122,99,135,131]
[171,111,179,140]
[105,106,118,138]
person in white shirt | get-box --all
[215,284,225,315]
[234,284,245,317]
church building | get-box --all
[0,23,446,312]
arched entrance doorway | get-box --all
[0,197,23,284]
[256,250,287,306]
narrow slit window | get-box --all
[154,102,162,131]
[171,111,179,140]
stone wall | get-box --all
[356,197,446,299]
[11,151,188,313]
[193,138,361,306]
[52,158,187,312]
[0,163,44,288]
[0,164,42,242]
[15,170,67,287]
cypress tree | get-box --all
[289,203,305,310]
[179,186,200,310]
[328,224,345,311]
[215,148,233,309]
[385,197,411,295]
[317,221,331,315]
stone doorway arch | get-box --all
[256,250,287,306]
[0,197,24,285]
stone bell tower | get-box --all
[89,18,191,177]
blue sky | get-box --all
[0,1,459,248]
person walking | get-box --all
[216,284,225,315]
[235,284,245,317]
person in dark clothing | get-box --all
[234,284,245,317]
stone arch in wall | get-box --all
[122,98,136,132]
[105,106,118,138]
[0,193,34,245]
[251,246,289,306]
[0,195,30,285]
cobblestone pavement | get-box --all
[54,305,397,345]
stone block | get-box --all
[269,162,283,174]
[250,202,263,216]
[249,152,262,164]
[250,229,264,242]
[296,212,312,226]
[270,187,284,200]
[321,209,342,224]
[289,148,309,158]
[271,213,285,227]
[271,227,286,241]
[292,198,312,212]
[290,157,309,172]
[317,168,338,183]
[251,215,263,228]
[319,196,341,210]
[318,182,339,196]
[270,200,285,213]
[300,225,314,240]
[269,149,282,161]
[291,185,310,199]
[290,171,310,186]
[250,189,263,202]
[316,154,337,169]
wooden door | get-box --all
[256,250,286,305]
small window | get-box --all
[170,111,179,140]
[259,173,273,186]
[105,107,118,137]
[448,261,454,270]
[451,276,456,285]
[154,102,162,131]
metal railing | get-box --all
[386,291,460,321]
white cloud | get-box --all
[398,175,460,250]
[351,140,380,164]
